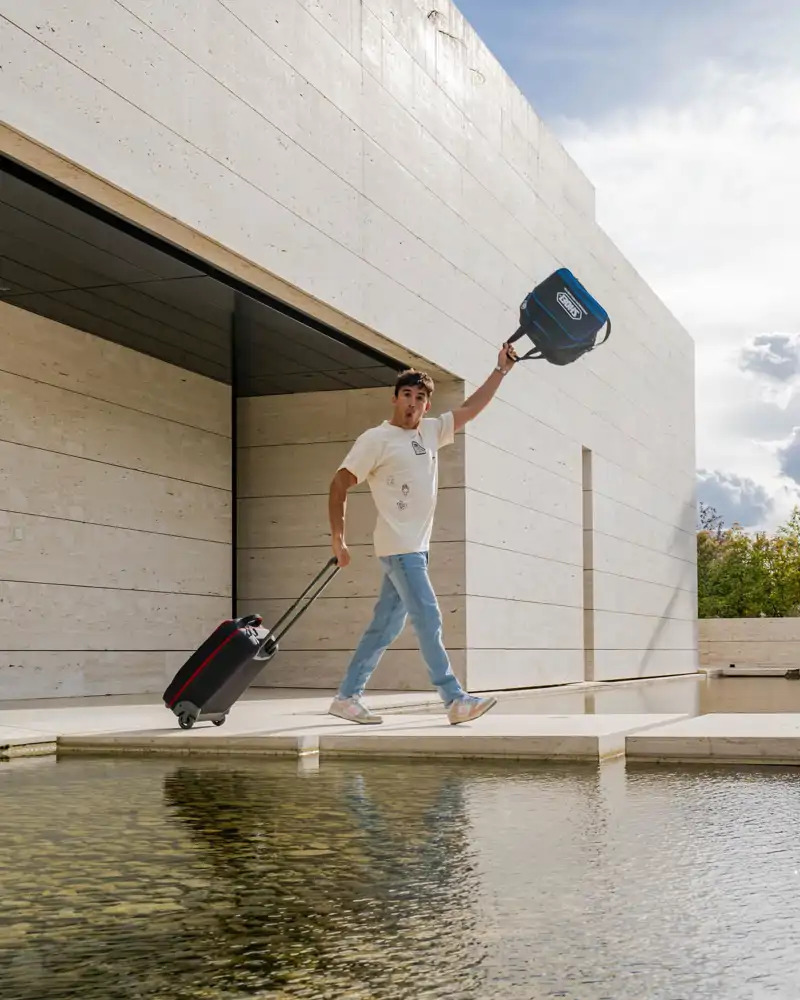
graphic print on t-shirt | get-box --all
[397,481,410,511]
[337,411,455,556]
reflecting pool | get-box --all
[1,755,799,999]
[489,673,800,718]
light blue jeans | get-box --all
[338,551,465,706]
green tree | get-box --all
[697,504,800,618]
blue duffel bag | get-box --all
[508,268,611,367]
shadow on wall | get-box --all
[638,494,698,677]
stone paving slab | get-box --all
[626,713,800,765]
[0,692,439,739]
[58,713,688,762]
[0,725,58,759]
[317,714,689,761]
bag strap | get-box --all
[508,315,611,363]
[596,317,611,346]
[507,326,542,362]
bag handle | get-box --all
[507,315,611,363]
[507,326,542,362]
[596,316,611,346]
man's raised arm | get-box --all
[452,343,518,432]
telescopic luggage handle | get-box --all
[253,557,341,661]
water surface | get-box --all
[1,755,799,999]
[489,674,800,718]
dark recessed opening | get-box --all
[0,154,405,395]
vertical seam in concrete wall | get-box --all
[582,446,595,683]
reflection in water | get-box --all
[491,674,800,718]
[1,756,799,999]
[699,675,800,713]
[162,762,484,997]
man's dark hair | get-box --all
[394,368,435,397]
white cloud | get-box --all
[697,468,773,527]
[556,63,800,530]
[739,333,800,383]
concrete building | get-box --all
[0,0,697,702]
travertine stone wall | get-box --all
[237,383,466,690]
[2,0,698,690]
[0,302,231,699]
[699,618,800,668]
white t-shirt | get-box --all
[339,412,455,557]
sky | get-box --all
[456,0,800,532]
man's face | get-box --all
[392,384,431,428]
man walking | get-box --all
[327,343,518,726]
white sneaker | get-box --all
[328,696,383,725]
[446,694,498,726]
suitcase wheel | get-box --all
[212,716,226,727]
[178,713,195,730]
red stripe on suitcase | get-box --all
[168,625,239,709]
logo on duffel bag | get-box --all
[556,289,587,321]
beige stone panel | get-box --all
[238,541,465,601]
[238,435,465,498]
[465,543,581,607]
[237,487,466,548]
[361,132,528,308]
[464,396,583,485]
[0,440,230,542]
[466,596,583,650]
[238,595,466,651]
[593,612,697,652]
[239,391,369,449]
[222,0,366,123]
[0,511,230,597]
[0,370,231,489]
[699,617,800,643]
[0,302,230,436]
[238,384,465,448]
[465,436,583,526]
[591,530,696,591]
[465,648,584,691]
[238,492,375,549]
[592,571,697,621]
[465,489,583,567]
[0,581,228,651]
[252,647,466,691]
[699,640,800,668]
[593,491,697,557]
[5,2,371,257]
[593,648,698,681]
[112,0,364,180]
[0,650,187,700]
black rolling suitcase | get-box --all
[163,557,340,730]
